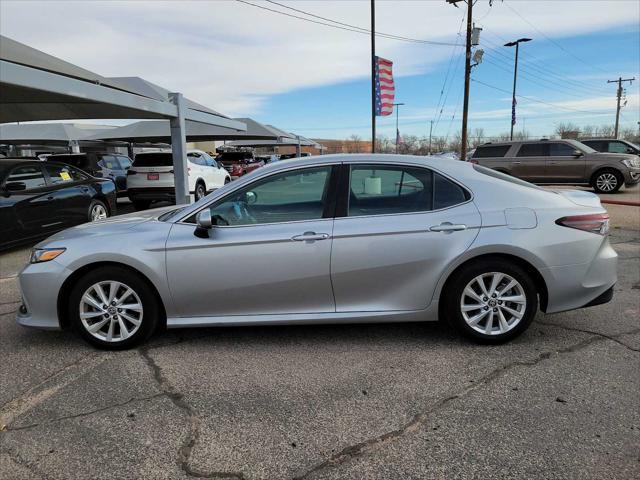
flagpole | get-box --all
[371,0,376,153]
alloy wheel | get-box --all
[596,173,618,192]
[91,204,108,221]
[79,281,143,342]
[460,272,527,335]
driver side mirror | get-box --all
[244,191,257,205]
[4,181,27,193]
[573,150,583,157]
[196,210,212,229]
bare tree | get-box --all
[555,122,581,139]
[345,134,363,153]
[470,128,485,148]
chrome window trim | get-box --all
[175,160,474,225]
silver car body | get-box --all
[17,154,617,330]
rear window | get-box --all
[473,164,544,191]
[133,153,173,167]
[472,145,511,158]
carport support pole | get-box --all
[169,92,190,205]
[296,135,301,158]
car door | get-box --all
[165,164,338,318]
[511,143,548,182]
[330,163,481,312]
[43,163,93,226]
[0,164,55,244]
[545,142,586,182]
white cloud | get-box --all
[1,0,638,120]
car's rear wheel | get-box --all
[88,200,109,221]
[68,266,160,349]
[195,182,206,200]
[224,177,231,184]
[443,259,537,344]
[133,199,151,210]
[592,169,623,193]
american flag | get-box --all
[375,56,395,116]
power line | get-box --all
[471,78,608,115]
[503,0,610,75]
[236,0,460,46]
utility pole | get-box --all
[505,38,532,140]
[394,102,404,153]
[607,76,634,138]
[428,120,433,155]
[371,0,376,153]
[460,0,472,161]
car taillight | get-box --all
[556,213,610,235]
[470,159,479,164]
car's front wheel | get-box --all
[592,168,623,193]
[443,259,538,344]
[68,266,160,349]
[195,182,206,200]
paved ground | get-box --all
[0,196,638,479]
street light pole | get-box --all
[504,38,532,140]
[394,102,404,153]
[428,120,433,155]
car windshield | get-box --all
[133,153,173,167]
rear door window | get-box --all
[472,145,511,158]
[117,156,132,169]
[98,155,121,170]
[517,143,548,157]
[348,165,433,216]
[44,164,88,184]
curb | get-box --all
[601,199,640,207]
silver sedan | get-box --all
[16,154,617,349]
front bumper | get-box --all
[624,167,640,185]
[16,260,72,330]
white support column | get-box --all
[69,140,80,153]
[296,135,301,158]
[169,92,190,205]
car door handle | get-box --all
[430,223,467,232]
[291,232,330,241]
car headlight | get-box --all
[621,158,640,168]
[30,248,66,263]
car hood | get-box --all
[37,205,178,245]
[586,152,636,161]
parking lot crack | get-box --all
[139,347,245,479]
[292,336,608,480]
[4,393,166,432]
[536,322,640,352]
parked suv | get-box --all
[48,153,132,197]
[470,139,640,193]
[127,150,230,210]
[581,138,639,156]
[216,151,264,179]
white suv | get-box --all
[127,150,230,209]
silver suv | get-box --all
[470,139,640,193]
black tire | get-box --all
[88,200,109,222]
[224,177,231,184]
[592,168,623,193]
[68,266,161,350]
[195,182,206,200]
[132,199,151,210]
[442,259,538,344]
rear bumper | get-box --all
[128,187,176,202]
[541,238,617,314]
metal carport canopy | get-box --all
[83,117,282,143]
[0,123,114,151]
[0,35,245,203]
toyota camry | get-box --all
[16,154,617,349]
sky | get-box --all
[1,0,639,141]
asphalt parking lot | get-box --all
[1,188,638,479]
